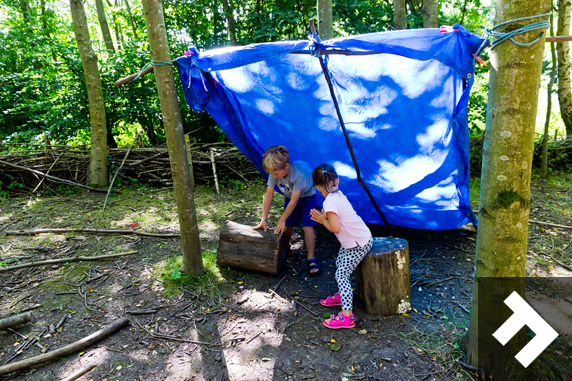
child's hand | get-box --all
[310,208,327,224]
[253,219,267,232]
[274,218,286,235]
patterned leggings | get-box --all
[335,237,373,311]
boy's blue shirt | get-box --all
[267,161,316,199]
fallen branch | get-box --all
[0,312,33,331]
[60,364,98,381]
[541,252,572,272]
[0,317,129,376]
[32,151,64,193]
[0,159,113,193]
[113,60,177,87]
[136,321,220,346]
[0,251,138,273]
[6,228,180,238]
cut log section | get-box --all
[0,312,33,331]
[356,237,411,316]
[216,221,287,275]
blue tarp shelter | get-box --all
[176,25,486,230]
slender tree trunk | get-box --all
[41,0,57,61]
[113,0,124,49]
[70,0,109,187]
[394,0,407,29]
[422,0,439,28]
[221,0,238,44]
[557,0,572,137]
[317,0,333,40]
[95,0,116,55]
[542,8,557,180]
[467,0,549,377]
[141,0,203,276]
[124,0,138,38]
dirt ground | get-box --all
[0,174,571,381]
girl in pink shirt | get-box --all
[310,164,373,329]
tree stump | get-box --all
[356,237,411,316]
[216,221,287,275]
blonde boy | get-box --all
[253,145,320,275]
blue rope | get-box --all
[485,12,551,49]
[128,60,174,84]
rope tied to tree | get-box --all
[485,11,551,49]
[128,60,174,84]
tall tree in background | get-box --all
[222,0,238,44]
[141,0,203,276]
[95,0,116,55]
[124,0,138,38]
[70,0,109,187]
[467,0,549,377]
[423,0,439,28]
[394,0,407,29]
[557,0,572,137]
[542,7,557,180]
[317,0,333,40]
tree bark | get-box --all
[95,0,116,55]
[467,0,549,377]
[0,312,33,331]
[141,0,203,276]
[317,0,333,40]
[124,0,138,38]
[393,0,407,30]
[70,0,109,187]
[557,0,572,137]
[422,0,439,28]
[221,0,238,44]
[543,8,557,179]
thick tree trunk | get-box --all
[355,237,410,315]
[557,0,572,137]
[422,0,439,28]
[543,9,557,179]
[70,0,109,187]
[221,0,237,44]
[141,0,203,276]
[124,0,138,38]
[95,0,116,55]
[393,0,407,30]
[216,221,287,275]
[467,0,549,377]
[317,0,333,40]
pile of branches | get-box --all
[0,142,259,195]
[470,135,572,175]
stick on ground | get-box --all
[0,312,33,331]
[0,317,129,376]
[60,364,97,381]
[6,228,180,238]
[0,251,138,273]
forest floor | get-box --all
[0,173,571,381]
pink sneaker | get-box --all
[320,292,342,306]
[323,312,355,329]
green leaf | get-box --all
[330,343,341,352]
[323,312,331,318]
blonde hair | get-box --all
[262,145,289,172]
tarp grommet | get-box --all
[467,73,472,79]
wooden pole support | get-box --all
[216,221,287,275]
[0,312,33,331]
[355,237,411,315]
[0,317,129,376]
[210,148,220,195]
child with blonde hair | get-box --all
[253,145,320,275]
[310,164,372,328]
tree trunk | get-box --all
[393,0,407,30]
[141,0,203,276]
[95,0,116,55]
[124,0,138,38]
[70,0,109,187]
[422,0,439,28]
[113,0,124,49]
[557,0,572,137]
[467,0,549,377]
[317,0,333,40]
[543,8,557,180]
[221,0,237,44]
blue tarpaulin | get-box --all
[176,25,486,230]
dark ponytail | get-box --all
[312,164,339,193]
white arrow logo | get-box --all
[492,291,559,368]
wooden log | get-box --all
[0,312,33,331]
[0,317,129,376]
[355,237,411,316]
[216,221,287,275]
